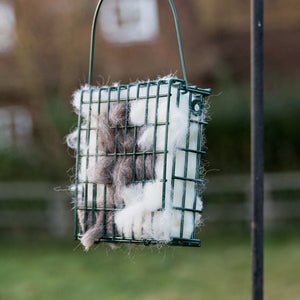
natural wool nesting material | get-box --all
[67,75,206,250]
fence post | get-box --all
[47,189,71,237]
[251,0,264,299]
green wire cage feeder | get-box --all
[67,0,211,250]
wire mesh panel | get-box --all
[68,78,210,249]
[67,0,211,249]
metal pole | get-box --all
[251,0,264,299]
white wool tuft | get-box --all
[118,184,144,207]
[142,181,163,211]
[150,210,172,242]
[115,202,144,239]
[115,78,204,242]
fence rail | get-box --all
[205,172,300,224]
[0,172,299,236]
[0,182,72,236]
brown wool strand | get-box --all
[116,127,139,153]
[113,157,134,188]
[108,102,128,127]
[78,186,120,249]
[98,111,140,154]
[94,157,115,184]
[82,101,156,247]
[135,155,154,181]
[113,129,128,153]
[97,113,115,153]
[78,185,115,233]
[77,210,101,233]
[81,211,114,244]
[113,155,154,197]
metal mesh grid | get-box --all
[74,78,210,246]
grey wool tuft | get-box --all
[79,101,155,250]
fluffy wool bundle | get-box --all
[67,75,206,250]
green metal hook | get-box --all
[88,0,188,87]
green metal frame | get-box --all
[74,0,212,247]
[74,80,210,247]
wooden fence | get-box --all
[0,172,299,236]
[205,172,300,226]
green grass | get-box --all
[0,233,299,300]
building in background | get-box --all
[0,1,15,53]
[0,106,33,150]
[0,0,299,94]
[100,0,159,44]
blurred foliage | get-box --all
[206,70,300,174]
[0,148,69,182]
[0,95,76,182]
[1,72,300,181]
[206,69,250,173]
[264,75,300,171]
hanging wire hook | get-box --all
[88,0,188,87]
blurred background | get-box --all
[0,0,299,299]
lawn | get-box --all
[0,233,299,300]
